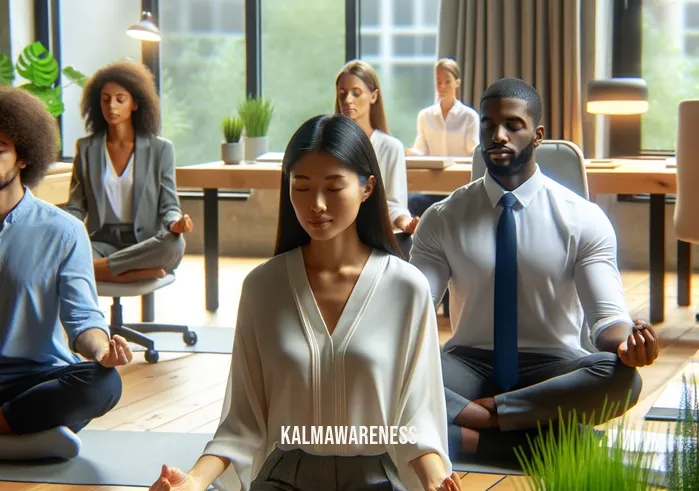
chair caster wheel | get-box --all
[145,349,159,363]
[183,331,198,346]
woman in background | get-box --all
[64,61,193,284]
[406,58,478,158]
[149,114,460,491]
[335,60,418,258]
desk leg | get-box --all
[204,188,219,312]
[677,240,692,307]
[649,194,665,324]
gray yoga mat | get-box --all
[645,362,698,421]
[0,430,214,487]
[130,326,235,355]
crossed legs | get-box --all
[0,362,122,460]
[92,231,186,283]
[442,346,642,462]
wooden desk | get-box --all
[32,162,72,205]
[177,158,684,324]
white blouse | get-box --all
[103,144,134,224]
[370,130,411,233]
[203,247,451,491]
[412,100,479,157]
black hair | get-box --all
[0,86,60,187]
[481,77,543,125]
[274,114,401,257]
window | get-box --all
[261,0,345,151]
[159,0,246,166]
[641,0,699,151]
[58,0,142,157]
[359,0,438,147]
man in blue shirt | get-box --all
[0,86,132,460]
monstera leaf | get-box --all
[62,65,89,88]
[20,83,64,116]
[0,52,14,85]
[15,41,59,88]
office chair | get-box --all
[97,274,197,363]
[673,100,699,322]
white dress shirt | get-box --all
[103,144,134,224]
[410,166,634,357]
[370,130,411,233]
[202,247,451,491]
[411,100,479,157]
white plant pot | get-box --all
[221,141,243,164]
[244,136,268,162]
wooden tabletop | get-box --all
[175,158,678,195]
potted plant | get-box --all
[0,41,88,116]
[514,403,656,490]
[221,116,244,164]
[238,96,273,162]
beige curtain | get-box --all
[438,0,597,151]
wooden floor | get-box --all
[4,255,699,491]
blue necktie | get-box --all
[493,192,518,392]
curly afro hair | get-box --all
[80,61,160,135]
[0,85,60,188]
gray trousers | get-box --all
[250,448,406,491]
[90,224,185,276]
[442,346,642,460]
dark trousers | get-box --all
[0,362,122,435]
[407,193,450,316]
[441,346,642,461]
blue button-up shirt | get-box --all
[0,188,109,385]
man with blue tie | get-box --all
[410,78,658,462]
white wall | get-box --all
[8,0,34,61]
[59,0,141,154]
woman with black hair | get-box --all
[64,61,192,284]
[150,114,459,491]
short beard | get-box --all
[483,138,535,178]
[0,167,20,191]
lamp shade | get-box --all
[126,11,161,42]
[586,78,648,115]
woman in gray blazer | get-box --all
[64,61,193,283]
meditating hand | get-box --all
[169,214,194,234]
[149,464,200,491]
[433,471,463,491]
[396,214,420,235]
[95,335,133,367]
[617,319,659,367]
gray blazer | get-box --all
[63,133,182,242]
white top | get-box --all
[412,100,479,157]
[370,129,411,233]
[103,145,134,224]
[203,247,451,491]
[410,166,634,356]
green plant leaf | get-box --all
[20,83,64,116]
[221,116,244,143]
[0,52,14,85]
[15,41,58,88]
[62,65,89,88]
[238,97,274,137]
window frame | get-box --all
[37,0,361,163]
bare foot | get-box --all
[109,268,167,283]
[473,397,497,413]
[93,259,167,283]
[0,408,11,434]
[454,401,498,429]
[460,427,479,453]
